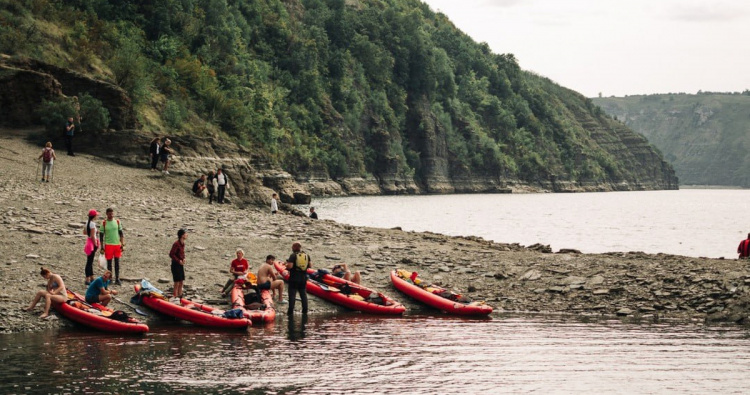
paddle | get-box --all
[311,280,339,292]
[113,296,149,317]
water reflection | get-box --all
[287,314,308,342]
[1,314,749,394]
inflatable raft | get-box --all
[55,289,149,334]
[274,260,404,315]
[228,281,276,325]
[134,281,251,329]
[391,269,492,316]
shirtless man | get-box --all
[25,267,68,319]
[258,255,285,304]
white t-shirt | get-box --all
[271,198,278,212]
[87,220,98,239]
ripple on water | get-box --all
[0,315,749,394]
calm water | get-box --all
[311,189,750,258]
[2,315,749,394]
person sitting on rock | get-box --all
[331,263,361,284]
[192,174,207,197]
[25,267,68,319]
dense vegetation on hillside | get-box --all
[594,93,750,187]
[0,0,674,189]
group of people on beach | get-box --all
[25,204,360,319]
[191,169,228,204]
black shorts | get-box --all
[171,261,185,282]
[160,154,169,163]
[258,280,272,290]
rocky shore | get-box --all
[1,131,748,334]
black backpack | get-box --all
[110,310,130,322]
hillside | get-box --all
[0,0,676,202]
[593,93,750,187]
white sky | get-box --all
[420,0,750,97]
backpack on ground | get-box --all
[294,252,309,271]
[42,148,52,163]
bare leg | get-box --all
[273,280,285,301]
[40,294,66,318]
[26,290,48,311]
[100,294,112,306]
[352,272,361,285]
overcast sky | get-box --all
[420,0,750,97]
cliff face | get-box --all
[594,93,750,187]
[0,0,679,200]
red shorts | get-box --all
[104,244,122,260]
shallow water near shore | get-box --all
[2,314,749,394]
[311,189,750,258]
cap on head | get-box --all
[88,209,98,217]
[178,228,187,238]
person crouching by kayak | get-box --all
[25,267,68,319]
[85,270,118,306]
[286,242,310,315]
[739,233,750,259]
[221,248,249,297]
[170,229,188,301]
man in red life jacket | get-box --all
[738,233,750,259]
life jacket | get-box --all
[42,148,52,163]
[294,252,309,271]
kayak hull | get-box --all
[274,261,404,315]
[390,271,493,316]
[135,285,251,329]
[55,290,149,334]
[229,284,276,325]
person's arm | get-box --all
[169,243,179,262]
[118,222,124,248]
[51,275,65,296]
[99,222,105,246]
[52,151,56,160]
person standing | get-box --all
[83,209,100,286]
[38,142,56,183]
[64,117,75,156]
[170,229,188,300]
[161,138,173,174]
[216,168,227,204]
[149,137,161,171]
[99,207,124,285]
[24,267,68,319]
[271,193,279,214]
[207,170,216,204]
[738,233,750,259]
[309,207,318,219]
[285,242,310,315]
[85,270,118,306]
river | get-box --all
[1,314,749,394]
[309,189,750,259]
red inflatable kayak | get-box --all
[54,290,149,334]
[229,282,276,325]
[391,270,493,316]
[274,260,404,315]
[134,284,251,329]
